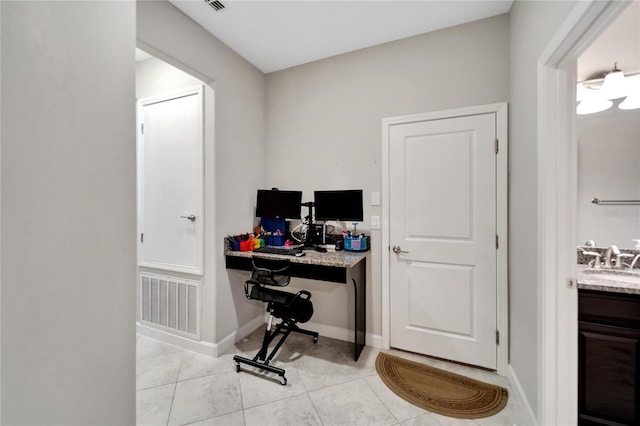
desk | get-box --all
[225,247,367,361]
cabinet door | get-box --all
[579,321,640,425]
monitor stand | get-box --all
[300,201,326,252]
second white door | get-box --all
[389,112,497,369]
[138,87,204,275]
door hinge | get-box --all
[496,234,499,250]
[496,330,500,345]
[140,233,144,243]
[141,123,144,134]
[495,138,499,154]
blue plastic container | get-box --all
[265,235,285,246]
[344,236,368,252]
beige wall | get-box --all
[509,0,577,416]
[137,0,267,344]
[265,14,510,339]
[136,56,204,98]
[1,1,136,424]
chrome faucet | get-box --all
[603,245,620,268]
[615,253,635,269]
[581,250,602,268]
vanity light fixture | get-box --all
[619,78,640,110]
[576,63,640,114]
[577,85,613,115]
[600,63,628,100]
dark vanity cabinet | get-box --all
[579,290,640,425]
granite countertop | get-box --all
[224,245,367,268]
[576,265,640,295]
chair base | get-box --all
[233,354,288,385]
[233,319,318,385]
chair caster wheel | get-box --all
[235,363,240,373]
[313,336,318,343]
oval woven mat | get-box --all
[375,352,508,419]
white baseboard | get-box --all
[291,320,383,349]
[367,332,383,349]
[508,364,537,425]
[216,316,267,357]
[137,322,216,356]
[138,318,383,358]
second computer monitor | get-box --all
[314,189,363,222]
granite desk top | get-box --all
[224,245,367,269]
[577,265,640,295]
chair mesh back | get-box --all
[250,259,291,287]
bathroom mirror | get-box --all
[576,2,640,249]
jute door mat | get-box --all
[375,352,508,419]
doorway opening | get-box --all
[537,1,633,423]
[135,46,217,355]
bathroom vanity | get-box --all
[577,266,640,425]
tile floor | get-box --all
[137,327,532,425]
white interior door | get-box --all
[138,87,203,275]
[389,112,497,369]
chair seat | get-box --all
[248,284,291,303]
[248,284,314,324]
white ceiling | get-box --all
[168,0,513,73]
[578,0,639,81]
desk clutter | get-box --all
[227,228,370,253]
[227,227,290,252]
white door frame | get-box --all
[381,102,509,376]
[537,1,629,424]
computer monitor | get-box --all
[313,189,364,222]
[255,189,302,219]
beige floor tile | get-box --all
[243,393,322,426]
[168,372,242,426]
[137,331,532,426]
[136,383,175,426]
[309,379,396,426]
[136,351,182,390]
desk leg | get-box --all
[351,259,366,362]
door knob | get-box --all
[180,214,196,222]
[392,245,409,254]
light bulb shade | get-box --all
[619,95,640,110]
[601,70,628,99]
[576,87,612,115]
[619,81,640,110]
[576,83,586,102]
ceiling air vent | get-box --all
[205,0,225,12]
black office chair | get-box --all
[233,258,318,385]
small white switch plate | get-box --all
[371,215,380,229]
[371,191,381,206]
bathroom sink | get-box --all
[583,269,640,284]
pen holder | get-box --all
[344,236,369,252]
